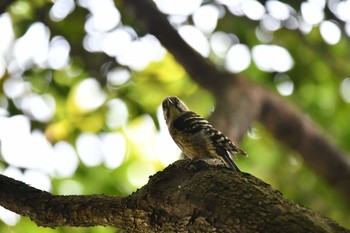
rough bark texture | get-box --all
[0,160,349,232]
[123,0,350,206]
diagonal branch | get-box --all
[123,0,235,92]
[257,86,350,204]
[1,160,349,232]
[122,0,350,205]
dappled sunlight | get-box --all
[193,4,220,34]
[0,207,20,226]
[1,0,350,230]
[334,0,350,21]
[241,0,265,21]
[299,18,313,34]
[23,169,52,191]
[346,23,350,37]
[0,116,54,173]
[320,20,341,45]
[3,76,30,99]
[301,1,325,25]
[260,14,282,31]
[340,78,350,103]
[121,111,181,185]
[49,0,75,22]
[80,0,165,70]
[252,44,294,72]
[246,127,261,140]
[4,19,71,71]
[101,133,126,169]
[284,16,299,30]
[0,58,6,79]
[82,29,102,52]
[20,93,55,122]
[72,132,126,169]
[105,99,128,129]
[155,131,181,166]
[53,141,79,178]
[274,73,294,96]
[117,35,166,70]
[76,133,104,167]
[255,26,273,43]
[222,0,244,16]
[210,31,238,58]
[155,107,181,166]
[107,68,130,87]
[0,95,8,117]
[48,36,70,70]
[2,166,23,183]
[178,25,210,57]
[13,22,50,70]
[1,0,345,97]
[101,28,133,57]
[266,1,290,21]
[0,14,14,56]
[1,0,346,81]
[225,44,251,73]
[154,0,202,15]
[83,0,120,32]
[73,78,106,112]
[125,115,159,162]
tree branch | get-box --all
[257,86,350,204]
[0,173,126,228]
[122,0,235,92]
[121,0,350,206]
[1,160,349,232]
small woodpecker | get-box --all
[162,96,247,172]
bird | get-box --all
[162,96,247,172]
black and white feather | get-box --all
[162,96,247,172]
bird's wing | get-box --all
[208,127,248,158]
[214,146,240,172]
[172,111,209,133]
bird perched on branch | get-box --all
[162,96,247,172]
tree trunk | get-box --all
[0,160,348,232]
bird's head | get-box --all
[162,96,189,125]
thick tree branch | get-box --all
[257,87,350,204]
[0,173,126,228]
[208,78,261,142]
[123,0,234,92]
[209,77,350,205]
[122,0,350,205]
[1,160,349,232]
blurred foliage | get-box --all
[0,0,350,232]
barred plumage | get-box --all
[162,96,247,172]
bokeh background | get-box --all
[1,0,350,232]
